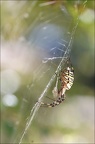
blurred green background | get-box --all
[1,0,94,143]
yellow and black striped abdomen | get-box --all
[60,66,74,90]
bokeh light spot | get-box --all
[2,94,18,107]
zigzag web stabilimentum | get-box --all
[17,1,88,143]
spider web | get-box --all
[10,1,87,143]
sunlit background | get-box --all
[1,0,94,144]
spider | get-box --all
[41,59,74,108]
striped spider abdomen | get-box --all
[59,66,74,91]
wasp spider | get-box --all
[41,59,74,107]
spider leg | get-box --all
[40,102,52,107]
[55,72,60,77]
[46,96,55,101]
[41,93,66,108]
